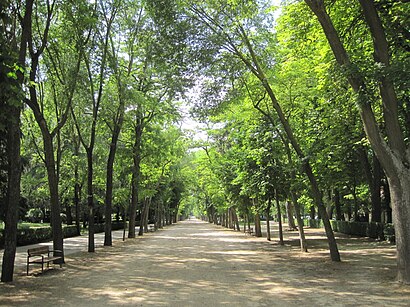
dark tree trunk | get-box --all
[358,147,382,222]
[1,105,21,283]
[104,70,125,246]
[290,192,308,252]
[103,141,115,245]
[1,0,30,282]
[43,129,64,261]
[285,201,297,230]
[276,193,284,246]
[371,155,382,222]
[74,182,81,236]
[334,189,343,221]
[86,150,95,253]
[66,204,73,225]
[310,205,315,220]
[266,201,271,241]
[254,213,262,237]
[25,0,65,262]
[233,207,240,231]
[129,122,142,238]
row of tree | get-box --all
[1,0,409,285]
[172,0,409,283]
[0,0,192,282]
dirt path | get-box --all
[0,219,409,306]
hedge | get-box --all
[0,221,127,248]
[304,219,395,243]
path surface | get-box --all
[0,219,409,306]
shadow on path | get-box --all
[0,219,409,306]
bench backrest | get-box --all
[28,246,49,256]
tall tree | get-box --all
[184,0,340,261]
[0,0,27,283]
[305,0,410,283]
[71,0,118,252]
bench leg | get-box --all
[27,263,29,276]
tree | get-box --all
[304,0,410,283]
[183,0,340,261]
[71,0,118,252]
[0,0,27,283]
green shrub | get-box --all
[63,225,79,238]
[308,219,323,228]
[366,222,384,240]
[17,227,52,246]
[305,219,395,242]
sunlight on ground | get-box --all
[1,220,409,307]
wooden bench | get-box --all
[27,246,63,275]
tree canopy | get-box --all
[1,0,409,284]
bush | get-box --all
[308,219,324,228]
[63,225,79,238]
[0,221,130,248]
[17,227,52,246]
[305,219,395,242]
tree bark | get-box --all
[1,104,21,282]
[254,213,262,237]
[371,155,382,222]
[86,149,95,252]
[266,201,271,241]
[233,207,240,231]
[290,192,308,252]
[129,121,143,238]
[285,200,297,230]
[275,192,284,246]
[104,119,123,245]
[1,0,30,282]
[334,189,343,221]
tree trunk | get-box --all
[42,132,64,261]
[358,147,382,222]
[334,189,343,221]
[276,193,284,246]
[254,213,262,237]
[390,173,410,283]
[1,106,21,283]
[103,140,116,245]
[371,155,382,222]
[310,205,315,219]
[285,200,297,230]
[266,201,271,241]
[66,204,73,225]
[233,207,240,231]
[129,121,142,238]
[86,150,95,253]
[74,182,81,236]
[138,202,146,236]
[290,192,308,252]
[129,172,137,238]
[1,0,29,282]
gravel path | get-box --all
[0,219,409,306]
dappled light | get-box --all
[1,220,409,306]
